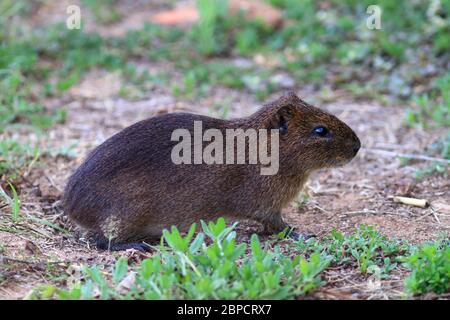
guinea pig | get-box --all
[63,92,360,251]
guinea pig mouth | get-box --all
[329,156,353,167]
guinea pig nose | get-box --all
[352,140,361,156]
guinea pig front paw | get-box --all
[96,239,152,252]
[285,227,316,241]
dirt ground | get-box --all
[0,1,449,300]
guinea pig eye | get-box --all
[313,126,329,137]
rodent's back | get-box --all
[63,112,250,236]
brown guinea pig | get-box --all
[63,92,360,251]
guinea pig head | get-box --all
[267,92,361,172]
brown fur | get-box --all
[63,92,360,249]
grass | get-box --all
[0,60,66,133]
[406,74,450,129]
[403,240,450,295]
[403,72,450,179]
[25,219,450,299]
[295,225,410,276]
[81,0,122,25]
[192,0,230,56]
[1,0,449,113]
[408,132,450,180]
[28,218,331,299]
[0,181,21,222]
[18,0,438,103]
[0,139,40,180]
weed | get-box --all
[0,181,21,222]
[0,139,40,179]
[26,221,450,299]
[28,218,331,299]
[403,240,450,295]
[413,163,448,180]
[82,0,122,25]
[411,132,449,179]
[296,225,410,276]
[191,0,230,56]
[406,74,450,129]
[293,192,309,209]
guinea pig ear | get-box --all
[281,91,302,104]
[269,105,295,135]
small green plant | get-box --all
[411,132,449,179]
[0,26,68,133]
[0,181,21,222]
[29,218,331,300]
[192,0,230,56]
[296,225,410,276]
[403,241,450,295]
[0,139,40,179]
[344,225,406,274]
[82,0,122,25]
[406,74,450,129]
[413,162,448,180]
[234,20,274,55]
[293,192,309,209]
[0,72,66,132]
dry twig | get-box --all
[363,148,450,164]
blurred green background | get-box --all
[0,0,449,179]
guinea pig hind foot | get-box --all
[95,238,152,252]
[285,226,316,241]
